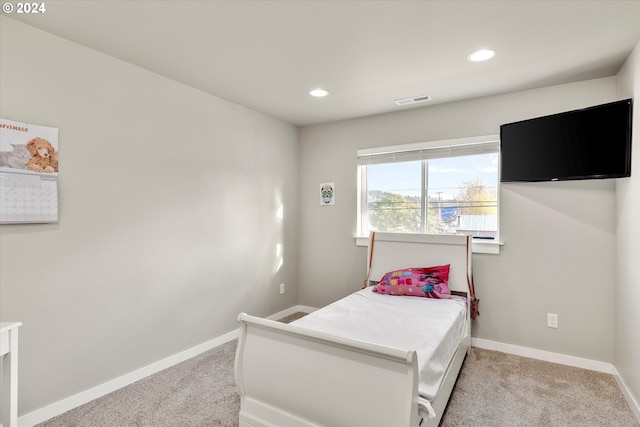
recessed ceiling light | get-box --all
[467,49,495,62]
[309,88,329,97]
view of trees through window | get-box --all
[365,154,498,238]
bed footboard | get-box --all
[235,313,422,427]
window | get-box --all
[357,135,501,253]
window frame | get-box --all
[356,135,502,254]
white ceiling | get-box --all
[8,1,640,126]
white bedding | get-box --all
[292,287,467,404]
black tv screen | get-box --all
[500,99,633,182]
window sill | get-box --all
[354,235,502,255]
[471,239,503,254]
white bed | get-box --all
[235,232,473,427]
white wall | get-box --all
[615,40,640,409]
[0,17,299,415]
[299,77,620,363]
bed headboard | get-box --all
[367,232,472,295]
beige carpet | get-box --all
[441,348,638,427]
[38,316,638,426]
[39,340,240,427]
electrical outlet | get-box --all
[280,283,285,295]
[547,313,558,329]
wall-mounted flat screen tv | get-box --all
[500,99,632,182]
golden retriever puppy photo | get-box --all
[26,137,58,173]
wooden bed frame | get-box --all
[235,232,472,427]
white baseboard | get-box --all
[471,337,616,373]
[19,305,319,427]
[614,372,640,423]
[18,328,240,427]
[472,337,640,424]
[266,304,318,321]
[22,316,637,426]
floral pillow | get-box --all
[372,265,451,299]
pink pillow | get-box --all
[372,265,451,299]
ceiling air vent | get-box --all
[394,94,432,106]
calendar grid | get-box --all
[0,171,59,224]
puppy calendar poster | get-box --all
[0,118,60,224]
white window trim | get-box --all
[357,134,501,162]
[355,134,503,255]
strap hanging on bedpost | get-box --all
[363,231,376,288]
[466,236,480,320]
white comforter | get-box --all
[292,287,467,404]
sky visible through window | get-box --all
[367,153,499,200]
